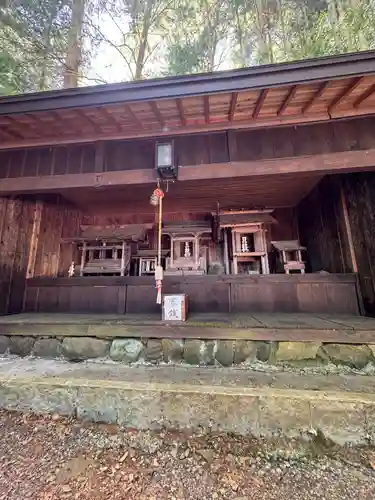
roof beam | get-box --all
[150,101,165,128]
[2,148,375,194]
[353,82,375,108]
[0,126,23,140]
[98,107,122,132]
[328,77,364,113]
[49,110,65,131]
[252,89,268,119]
[75,109,102,134]
[277,85,297,116]
[26,113,61,135]
[0,111,344,150]
[228,92,238,121]
[302,81,329,114]
[176,98,186,126]
[125,104,143,130]
[203,95,210,124]
[0,116,26,139]
[178,148,375,182]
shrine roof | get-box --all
[1,51,375,150]
[219,212,277,227]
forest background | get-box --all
[0,0,374,94]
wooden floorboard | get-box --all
[0,312,375,343]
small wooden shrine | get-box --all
[63,224,152,276]
[162,221,212,275]
[271,240,306,274]
[218,210,276,275]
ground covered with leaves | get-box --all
[0,410,374,500]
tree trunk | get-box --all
[276,0,288,58]
[134,0,153,80]
[64,0,85,88]
[255,0,268,63]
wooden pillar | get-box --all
[80,242,86,276]
[232,230,238,274]
[120,241,126,276]
[261,227,270,274]
[26,201,43,279]
[340,181,358,273]
[194,235,199,268]
[223,228,230,275]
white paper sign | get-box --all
[164,295,183,321]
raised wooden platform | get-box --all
[23,273,361,315]
[1,312,375,343]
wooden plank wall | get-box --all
[0,196,36,314]
[2,116,375,179]
[0,195,82,315]
[342,172,375,315]
[296,177,350,274]
[24,274,360,315]
[33,203,81,278]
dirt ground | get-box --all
[0,411,375,500]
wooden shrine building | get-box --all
[3,51,375,316]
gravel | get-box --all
[0,410,374,499]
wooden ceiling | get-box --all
[2,52,375,150]
[58,173,323,213]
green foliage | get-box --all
[0,0,72,94]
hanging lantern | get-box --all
[155,141,177,179]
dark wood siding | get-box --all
[0,196,36,314]
[342,172,375,315]
[297,177,348,274]
[33,203,81,278]
[3,116,375,180]
[24,274,360,315]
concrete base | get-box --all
[1,359,375,445]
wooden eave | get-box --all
[2,51,375,150]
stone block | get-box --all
[32,338,62,358]
[117,390,163,429]
[363,403,375,443]
[321,343,373,369]
[162,339,183,363]
[259,395,311,438]
[62,337,110,360]
[160,391,259,435]
[77,386,120,423]
[0,336,10,354]
[183,340,214,365]
[276,342,321,362]
[215,340,234,366]
[109,338,143,363]
[257,342,278,362]
[311,399,366,444]
[0,382,76,416]
[233,340,257,364]
[145,339,163,363]
[9,336,35,357]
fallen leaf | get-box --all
[119,451,129,463]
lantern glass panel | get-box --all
[157,143,172,167]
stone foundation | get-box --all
[1,335,375,368]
